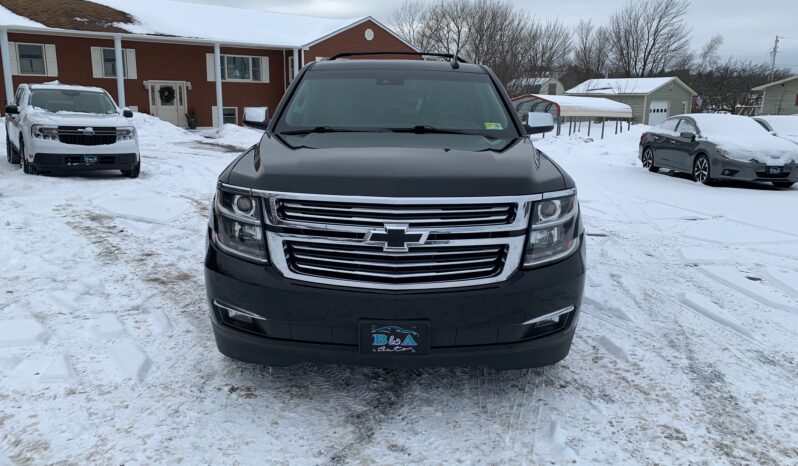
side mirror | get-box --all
[679,131,696,140]
[524,112,555,135]
[5,104,19,115]
[122,108,134,118]
[243,106,269,130]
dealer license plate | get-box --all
[359,321,429,355]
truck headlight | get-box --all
[32,125,59,140]
[211,187,268,263]
[116,127,135,141]
[524,193,581,268]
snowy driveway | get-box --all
[1,119,797,465]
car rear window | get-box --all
[30,89,117,114]
[277,68,516,138]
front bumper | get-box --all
[204,235,586,369]
[712,158,797,183]
[31,153,139,171]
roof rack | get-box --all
[327,51,469,63]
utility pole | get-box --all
[769,35,780,82]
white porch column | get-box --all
[292,48,299,79]
[214,43,223,127]
[113,35,125,108]
[0,28,14,106]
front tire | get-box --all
[20,140,36,175]
[693,154,712,185]
[773,181,794,189]
[642,147,659,172]
[6,136,20,165]
[122,162,140,178]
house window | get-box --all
[102,48,127,78]
[17,44,46,75]
[288,55,296,82]
[222,55,262,82]
[223,107,238,124]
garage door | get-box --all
[648,101,669,125]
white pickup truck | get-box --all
[5,83,140,177]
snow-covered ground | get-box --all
[1,116,797,465]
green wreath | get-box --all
[158,86,176,104]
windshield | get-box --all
[761,117,798,136]
[30,89,117,114]
[276,69,517,139]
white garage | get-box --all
[648,101,670,126]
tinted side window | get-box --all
[657,118,679,133]
[678,119,696,134]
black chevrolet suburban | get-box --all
[204,53,586,369]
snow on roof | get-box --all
[0,0,370,48]
[29,82,107,92]
[514,94,633,119]
[752,75,798,91]
[567,77,688,95]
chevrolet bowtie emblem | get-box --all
[365,225,428,252]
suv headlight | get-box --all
[116,127,135,141]
[211,187,268,263]
[32,125,59,141]
[523,192,581,267]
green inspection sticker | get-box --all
[484,122,503,130]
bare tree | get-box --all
[572,20,609,77]
[390,0,430,51]
[607,0,692,76]
[524,18,572,77]
[697,34,723,72]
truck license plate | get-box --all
[84,155,99,164]
[360,321,429,355]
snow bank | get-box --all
[200,124,264,149]
[131,112,196,143]
[691,114,798,164]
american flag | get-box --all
[695,93,704,108]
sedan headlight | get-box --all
[116,127,136,141]
[716,148,728,158]
[32,125,59,140]
[524,193,581,267]
[211,187,268,263]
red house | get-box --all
[0,0,417,127]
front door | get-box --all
[149,81,188,127]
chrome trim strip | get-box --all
[542,188,577,200]
[291,244,501,258]
[522,305,575,325]
[295,263,497,279]
[292,253,497,268]
[279,202,512,215]
[282,211,511,225]
[213,300,268,321]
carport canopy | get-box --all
[513,94,633,119]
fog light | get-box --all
[523,305,575,327]
[214,300,265,324]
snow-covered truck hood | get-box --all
[27,111,132,127]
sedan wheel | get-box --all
[693,155,712,185]
[642,148,659,172]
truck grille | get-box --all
[57,127,117,146]
[285,241,507,284]
[276,199,516,228]
[256,190,537,290]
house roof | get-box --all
[0,0,408,50]
[752,75,798,91]
[513,94,633,119]
[566,77,696,96]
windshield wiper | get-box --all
[387,126,499,139]
[279,126,388,136]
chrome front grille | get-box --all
[286,241,508,284]
[276,199,516,228]
[251,189,540,290]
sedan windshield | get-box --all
[30,89,117,114]
[276,68,517,139]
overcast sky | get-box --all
[182,0,797,72]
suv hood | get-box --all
[224,133,570,197]
[27,111,131,127]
